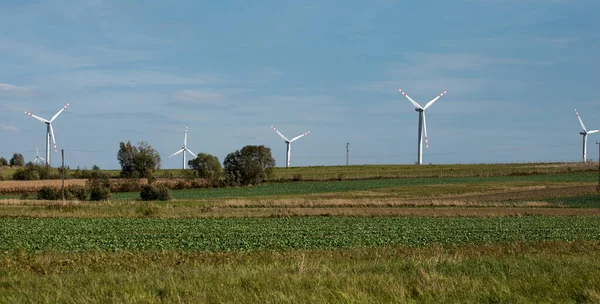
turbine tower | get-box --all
[23,103,70,166]
[575,108,598,162]
[33,147,46,165]
[270,125,310,168]
[398,89,447,165]
[169,127,197,169]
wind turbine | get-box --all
[575,108,598,162]
[169,127,197,169]
[23,103,70,166]
[270,125,310,168]
[33,147,46,165]
[398,89,447,165]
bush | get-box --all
[67,185,88,201]
[37,186,61,200]
[90,186,111,201]
[140,184,172,201]
[13,163,59,180]
[113,178,142,192]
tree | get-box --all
[188,153,223,183]
[9,153,25,167]
[223,145,275,186]
[117,141,161,178]
[0,157,8,166]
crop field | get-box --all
[1,164,600,302]
[2,216,600,252]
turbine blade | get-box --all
[270,125,290,142]
[36,147,39,156]
[186,149,197,158]
[398,89,423,109]
[575,109,587,132]
[50,103,70,122]
[169,149,184,158]
[290,131,310,142]
[24,111,49,123]
[184,127,188,147]
[587,130,599,134]
[423,90,447,110]
[49,124,57,152]
[423,112,429,149]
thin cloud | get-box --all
[0,83,27,92]
[0,124,19,132]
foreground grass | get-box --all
[1,242,599,303]
[2,216,600,252]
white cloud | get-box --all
[0,83,27,92]
[0,124,19,132]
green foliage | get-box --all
[140,184,172,201]
[12,163,60,180]
[85,165,110,189]
[224,145,275,186]
[37,186,62,200]
[188,153,223,183]
[2,243,600,303]
[2,216,600,252]
[0,156,8,166]
[89,186,111,201]
[9,153,25,167]
[117,141,161,178]
[67,185,88,201]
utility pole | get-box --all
[61,149,65,201]
[597,142,600,192]
[346,143,350,166]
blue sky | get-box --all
[1,0,599,169]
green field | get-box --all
[2,163,600,303]
[2,216,600,252]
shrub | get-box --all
[136,202,159,217]
[113,178,142,192]
[13,163,59,180]
[90,186,111,201]
[140,184,172,201]
[67,185,88,201]
[37,186,61,200]
[292,174,303,181]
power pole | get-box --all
[597,142,600,192]
[61,149,65,201]
[346,143,350,166]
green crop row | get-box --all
[2,216,600,252]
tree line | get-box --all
[117,141,275,186]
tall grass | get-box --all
[2,242,600,303]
